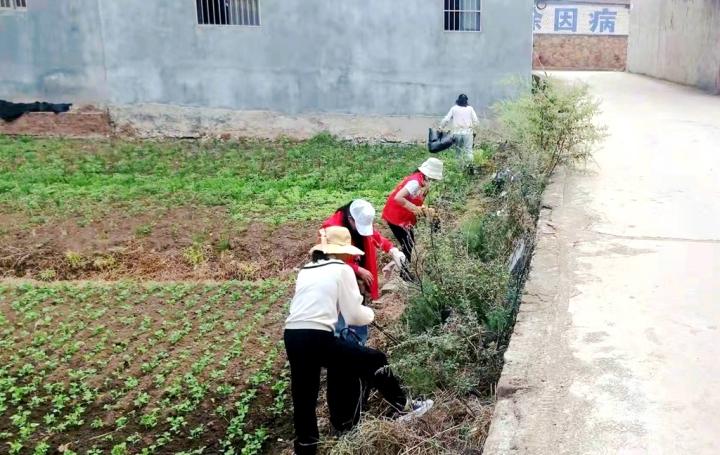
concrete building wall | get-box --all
[0,0,533,117]
[628,0,720,93]
[0,0,107,103]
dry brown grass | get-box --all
[322,392,494,455]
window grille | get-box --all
[444,0,481,32]
[0,0,26,9]
[196,0,260,26]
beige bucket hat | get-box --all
[310,226,365,256]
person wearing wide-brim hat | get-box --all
[381,158,444,279]
[283,226,433,455]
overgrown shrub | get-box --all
[487,76,606,239]
[391,306,504,396]
[461,212,515,263]
[390,222,510,395]
[494,76,606,177]
[387,76,607,400]
[333,75,605,452]
[406,229,509,328]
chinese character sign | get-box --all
[589,8,617,33]
[534,3,629,35]
[554,8,578,32]
[533,10,543,31]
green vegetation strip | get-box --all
[0,280,290,455]
[0,134,427,224]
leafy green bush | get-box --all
[391,222,511,394]
[475,77,606,246]
[494,76,606,177]
[404,229,509,331]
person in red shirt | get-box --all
[322,199,405,343]
[382,158,444,279]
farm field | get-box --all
[0,134,431,454]
[0,134,427,282]
[0,280,288,454]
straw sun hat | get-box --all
[310,226,364,256]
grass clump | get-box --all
[64,250,84,269]
[182,244,206,268]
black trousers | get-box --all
[283,329,406,455]
[388,222,415,280]
[326,364,367,432]
[326,328,371,433]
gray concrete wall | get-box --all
[0,0,107,103]
[1,0,533,116]
[628,0,720,93]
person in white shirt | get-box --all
[284,226,433,455]
[440,93,479,166]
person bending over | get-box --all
[382,158,443,280]
[283,226,432,455]
[322,199,405,344]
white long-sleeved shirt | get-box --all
[441,105,479,134]
[285,259,375,332]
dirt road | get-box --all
[484,72,720,454]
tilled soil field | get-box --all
[0,134,428,454]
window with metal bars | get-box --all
[0,0,26,9]
[196,0,260,26]
[444,0,481,32]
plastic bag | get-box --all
[428,128,455,153]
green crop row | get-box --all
[0,280,290,454]
[0,134,427,223]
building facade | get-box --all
[0,0,533,133]
[628,0,720,94]
[533,0,630,71]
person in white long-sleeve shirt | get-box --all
[283,226,433,455]
[440,93,479,166]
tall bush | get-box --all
[494,76,606,178]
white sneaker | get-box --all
[398,399,434,422]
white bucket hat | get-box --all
[349,199,375,236]
[419,158,444,181]
[310,227,364,256]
